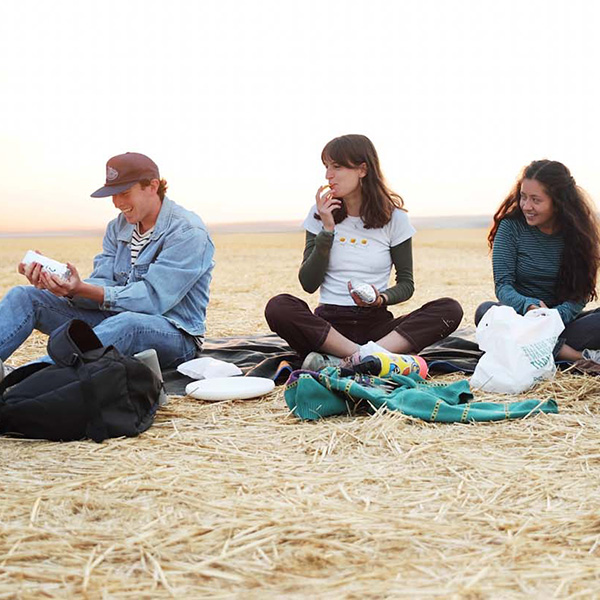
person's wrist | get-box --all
[71,280,84,297]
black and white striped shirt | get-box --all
[130,225,154,264]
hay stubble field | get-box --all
[1,229,600,599]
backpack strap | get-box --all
[47,319,103,367]
[0,362,50,396]
[76,361,108,443]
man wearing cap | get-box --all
[0,152,214,373]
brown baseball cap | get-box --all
[91,152,160,197]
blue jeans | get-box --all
[0,286,197,368]
[474,301,600,355]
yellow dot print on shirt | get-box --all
[339,237,347,243]
[360,239,368,246]
[350,238,356,244]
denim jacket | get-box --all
[76,197,214,336]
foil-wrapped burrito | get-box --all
[349,280,378,304]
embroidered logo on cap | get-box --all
[107,166,119,181]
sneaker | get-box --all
[0,359,15,383]
[301,352,343,371]
[340,350,362,369]
[582,349,600,363]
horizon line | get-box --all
[0,214,493,238]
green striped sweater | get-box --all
[492,217,585,324]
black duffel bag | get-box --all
[0,319,161,442]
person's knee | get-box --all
[474,301,496,326]
[264,294,298,328]
[437,297,464,327]
[5,285,36,306]
[2,285,53,318]
[5,285,66,310]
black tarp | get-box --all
[164,328,484,395]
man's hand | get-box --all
[18,249,48,288]
[40,262,81,298]
[19,260,46,288]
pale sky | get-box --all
[1,0,599,233]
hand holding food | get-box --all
[315,184,341,232]
[348,280,383,307]
[39,262,81,298]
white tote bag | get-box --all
[470,305,565,394]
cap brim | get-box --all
[90,181,137,198]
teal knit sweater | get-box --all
[493,217,586,324]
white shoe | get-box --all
[0,359,15,383]
[581,349,600,363]
[301,352,343,371]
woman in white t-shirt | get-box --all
[265,134,463,369]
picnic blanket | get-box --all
[163,329,484,395]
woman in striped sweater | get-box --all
[475,159,600,361]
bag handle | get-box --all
[47,319,103,367]
[0,362,50,396]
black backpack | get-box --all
[0,319,161,442]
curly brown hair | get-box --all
[489,160,600,302]
[139,178,168,201]
[318,134,405,229]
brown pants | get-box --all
[265,294,463,358]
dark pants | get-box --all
[474,301,600,354]
[265,294,463,358]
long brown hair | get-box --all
[489,160,600,302]
[319,134,405,229]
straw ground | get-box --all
[1,230,600,599]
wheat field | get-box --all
[1,229,600,599]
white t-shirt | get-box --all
[303,206,416,306]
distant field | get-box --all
[2,230,600,598]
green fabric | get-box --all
[299,230,334,294]
[284,367,558,422]
[386,238,414,304]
